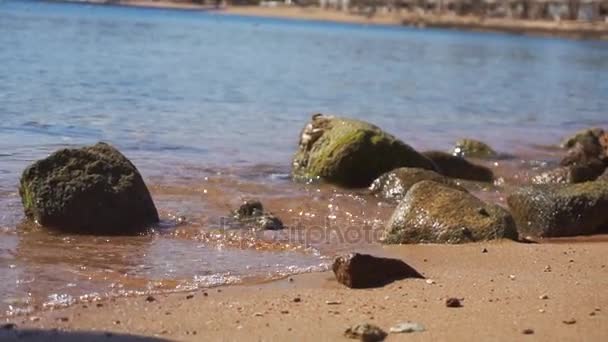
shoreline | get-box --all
[47,1,608,40]
[2,240,607,340]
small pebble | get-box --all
[539,309,545,313]
[344,323,387,342]
[57,317,69,322]
[509,275,516,280]
[293,297,301,303]
[145,295,156,303]
[186,294,194,300]
[203,292,208,297]
[389,322,425,334]
[522,328,534,335]
[539,294,549,300]
[29,316,40,322]
[446,297,462,308]
[482,248,488,253]
[544,265,552,272]
[96,303,103,308]
[326,300,342,305]
[562,319,577,325]
[113,320,121,325]
[589,312,596,316]
[280,310,289,314]
[425,279,435,285]
[253,312,264,317]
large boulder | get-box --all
[423,151,494,182]
[560,127,604,149]
[332,253,423,289]
[452,138,497,159]
[507,181,608,237]
[369,167,458,201]
[383,181,517,244]
[292,114,436,187]
[19,142,159,235]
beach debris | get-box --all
[452,138,497,159]
[423,151,494,182]
[507,180,608,237]
[344,323,387,342]
[562,318,577,325]
[539,309,546,313]
[19,142,159,235]
[539,294,549,300]
[253,312,264,317]
[325,300,342,305]
[369,167,458,202]
[389,322,425,334]
[445,298,462,308]
[145,295,156,303]
[383,181,518,244]
[332,253,423,289]
[522,328,535,335]
[509,275,516,280]
[425,279,435,285]
[227,200,284,231]
[292,114,436,187]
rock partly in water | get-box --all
[332,253,424,289]
[452,139,497,159]
[383,181,518,244]
[369,167,458,201]
[423,151,494,182]
[507,181,608,237]
[292,114,436,187]
[228,200,284,231]
[560,127,605,149]
[344,323,387,342]
[532,160,606,185]
[19,142,159,235]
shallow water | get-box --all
[1,0,608,316]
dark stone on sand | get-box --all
[452,138,497,159]
[445,297,462,308]
[383,181,518,244]
[423,151,494,182]
[229,200,284,231]
[507,180,608,237]
[344,323,387,342]
[145,295,156,303]
[19,142,159,235]
[292,114,436,188]
[369,167,459,201]
[332,253,423,289]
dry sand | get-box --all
[2,239,607,341]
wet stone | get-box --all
[228,200,284,231]
[332,253,423,289]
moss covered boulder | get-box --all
[383,181,517,244]
[423,151,494,182]
[560,127,604,149]
[292,114,436,187]
[369,167,459,201]
[507,181,608,237]
[19,142,159,235]
[452,139,497,159]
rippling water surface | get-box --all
[1,0,608,316]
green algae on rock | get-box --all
[369,167,459,201]
[292,114,436,188]
[423,150,494,182]
[19,142,159,235]
[383,180,517,244]
[507,180,608,237]
[452,138,497,159]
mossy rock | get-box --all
[560,127,604,149]
[369,167,459,202]
[292,114,436,187]
[383,181,517,244]
[507,180,608,237]
[423,151,494,182]
[452,139,497,159]
[19,142,159,235]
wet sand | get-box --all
[3,240,607,341]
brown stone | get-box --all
[332,253,423,289]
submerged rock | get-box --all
[344,323,387,342]
[383,181,517,244]
[533,161,606,184]
[369,167,458,201]
[423,151,494,182]
[332,253,423,289]
[228,200,284,231]
[560,127,605,149]
[452,139,497,159]
[19,142,159,235]
[292,114,436,187]
[507,181,608,237]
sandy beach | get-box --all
[2,239,607,341]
